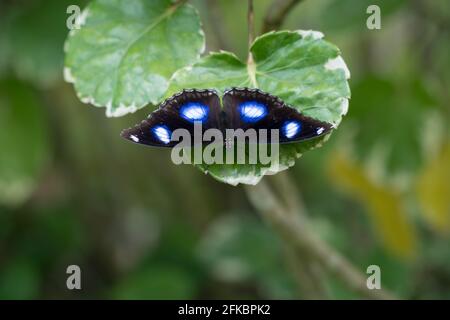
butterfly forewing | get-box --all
[222,88,333,144]
[121,89,221,147]
[121,87,333,148]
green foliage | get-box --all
[346,75,435,173]
[169,30,350,184]
[64,0,205,116]
[1,0,87,86]
[321,0,406,31]
[198,214,296,298]
[1,0,449,301]
[64,0,350,185]
[0,257,40,300]
[0,79,49,207]
[114,264,197,299]
[0,6,11,77]
[416,144,450,233]
[327,150,417,258]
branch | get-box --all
[244,175,397,300]
[262,0,304,33]
[272,173,329,298]
[247,0,255,66]
[284,244,329,299]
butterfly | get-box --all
[121,87,333,147]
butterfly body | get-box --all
[121,88,333,148]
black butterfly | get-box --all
[121,87,333,147]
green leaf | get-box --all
[169,30,350,185]
[321,0,406,31]
[345,75,435,174]
[198,214,295,298]
[0,257,40,299]
[2,0,87,87]
[0,79,50,207]
[64,0,205,117]
[113,264,197,299]
[0,4,12,77]
[327,149,417,259]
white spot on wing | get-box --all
[130,135,139,142]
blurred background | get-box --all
[0,0,449,299]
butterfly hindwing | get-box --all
[121,89,221,147]
[222,88,333,143]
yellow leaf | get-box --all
[327,151,417,259]
[416,144,450,233]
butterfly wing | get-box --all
[121,89,221,147]
[222,87,333,143]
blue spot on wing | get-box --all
[152,125,171,144]
[239,101,268,123]
[180,102,209,123]
[282,120,301,139]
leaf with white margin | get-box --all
[168,30,351,186]
[64,0,205,117]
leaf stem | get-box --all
[172,0,188,8]
[248,0,255,50]
[247,0,258,87]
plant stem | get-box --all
[262,0,305,33]
[247,0,395,299]
[173,0,188,6]
[244,175,397,300]
[247,0,258,87]
[248,0,255,50]
[284,243,329,299]
[169,0,188,14]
